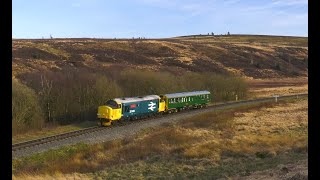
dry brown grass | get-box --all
[12,172,92,180]
[13,35,308,79]
[246,77,308,98]
[249,84,308,98]
[12,121,96,144]
[179,98,307,161]
[13,98,308,178]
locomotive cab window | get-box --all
[105,100,120,109]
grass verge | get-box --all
[12,121,96,144]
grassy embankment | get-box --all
[13,97,308,179]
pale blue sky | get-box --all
[12,0,308,38]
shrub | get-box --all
[12,79,45,135]
[274,63,281,71]
[254,63,261,69]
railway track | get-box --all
[12,93,307,152]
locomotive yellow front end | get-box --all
[97,100,122,126]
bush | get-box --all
[12,79,45,135]
[254,63,261,69]
[274,63,281,71]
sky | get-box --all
[12,0,308,38]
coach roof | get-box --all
[164,91,210,98]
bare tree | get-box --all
[40,75,53,123]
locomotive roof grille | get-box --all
[164,91,210,98]
[114,95,160,103]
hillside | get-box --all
[12,35,308,79]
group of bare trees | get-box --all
[13,69,247,134]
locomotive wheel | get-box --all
[118,118,124,124]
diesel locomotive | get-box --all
[97,91,211,126]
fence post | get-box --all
[273,95,279,103]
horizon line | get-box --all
[12,33,308,40]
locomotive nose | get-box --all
[98,106,111,119]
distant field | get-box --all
[246,77,308,98]
[13,97,307,179]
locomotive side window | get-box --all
[125,106,130,112]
